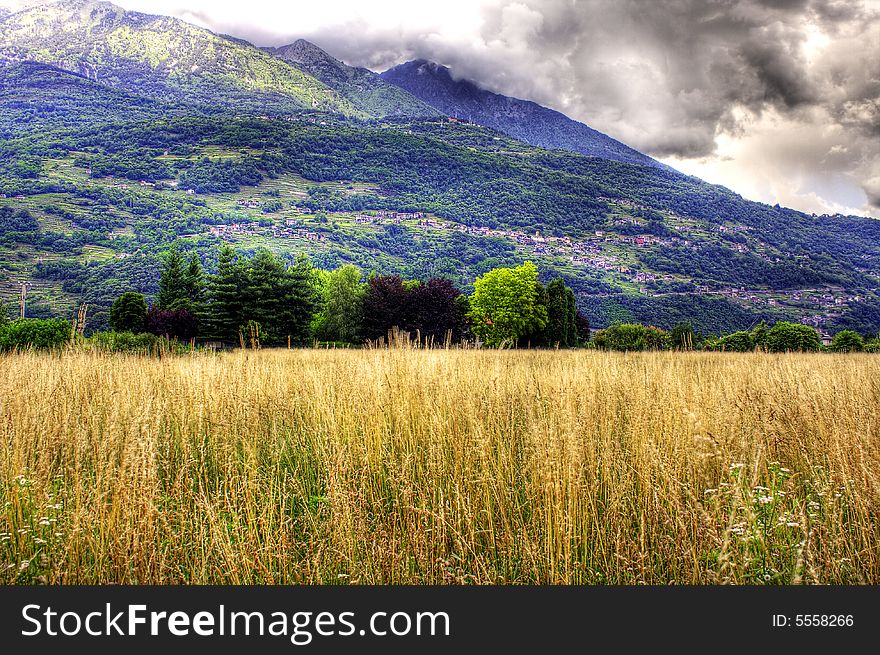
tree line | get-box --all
[4,243,880,353]
[103,246,588,349]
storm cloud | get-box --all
[7,0,877,216]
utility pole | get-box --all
[19,282,27,319]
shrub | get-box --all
[716,331,755,352]
[89,331,167,354]
[0,318,70,351]
[594,323,671,351]
[830,330,864,353]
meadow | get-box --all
[1,348,878,584]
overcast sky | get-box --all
[5,0,879,217]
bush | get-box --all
[864,341,880,354]
[88,331,177,354]
[594,323,671,351]
[765,322,822,353]
[0,318,70,351]
[830,330,864,353]
[715,331,755,352]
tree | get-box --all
[670,321,696,350]
[0,318,70,351]
[751,320,769,350]
[157,244,189,310]
[408,278,466,343]
[765,322,822,352]
[314,264,365,343]
[575,309,591,345]
[207,245,246,341]
[468,261,548,347]
[146,307,197,341]
[830,330,864,353]
[109,292,147,333]
[238,248,315,345]
[543,278,578,347]
[361,275,409,340]
[184,253,206,309]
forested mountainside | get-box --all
[381,59,662,168]
[1,1,878,335]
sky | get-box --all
[4,0,879,217]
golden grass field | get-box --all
[1,348,878,584]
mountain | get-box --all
[266,40,440,119]
[1,2,878,335]
[0,61,197,136]
[0,0,363,116]
[381,59,663,169]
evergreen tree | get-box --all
[544,278,576,347]
[240,249,314,345]
[207,245,245,341]
[184,253,206,308]
[157,244,189,310]
[565,287,578,345]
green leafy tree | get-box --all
[751,321,769,351]
[0,318,70,351]
[670,321,696,350]
[468,261,548,347]
[830,330,864,353]
[314,264,365,343]
[765,322,822,352]
[109,292,148,333]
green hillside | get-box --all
[0,0,363,116]
[268,40,440,119]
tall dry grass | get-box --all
[1,348,878,584]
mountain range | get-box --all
[380,59,662,168]
[1,0,878,335]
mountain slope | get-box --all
[0,61,198,136]
[0,0,363,116]
[381,59,662,168]
[267,40,440,119]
